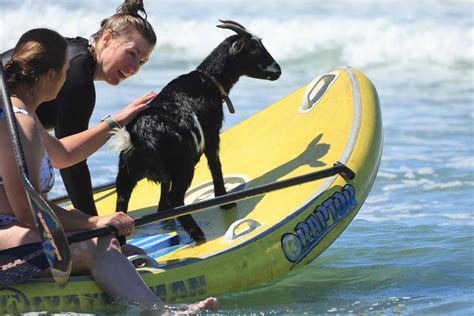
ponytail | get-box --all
[116,0,147,18]
[91,0,156,47]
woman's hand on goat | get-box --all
[113,91,157,127]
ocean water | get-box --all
[1,0,473,315]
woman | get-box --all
[23,0,156,215]
[0,28,218,312]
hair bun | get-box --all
[5,59,20,73]
[117,0,147,19]
[5,58,35,88]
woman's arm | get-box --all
[39,92,156,169]
[47,202,134,235]
[0,112,134,234]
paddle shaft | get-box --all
[68,162,354,244]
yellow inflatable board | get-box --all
[0,67,382,313]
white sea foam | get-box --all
[447,156,474,170]
[382,179,465,192]
[1,0,472,71]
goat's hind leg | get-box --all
[169,168,206,243]
[115,153,142,245]
[115,153,142,213]
[157,181,177,230]
[158,181,171,211]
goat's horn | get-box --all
[217,19,249,37]
[218,19,246,30]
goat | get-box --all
[114,20,281,242]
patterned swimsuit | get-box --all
[0,106,55,226]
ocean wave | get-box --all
[446,156,474,170]
[1,1,472,71]
[382,179,465,192]
[358,207,474,226]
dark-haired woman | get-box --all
[0,28,218,312]
[2,0,158,215]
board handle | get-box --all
[223,218,263,242]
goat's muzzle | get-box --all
[266,62,282,81]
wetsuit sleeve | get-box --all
[45,54,98,216]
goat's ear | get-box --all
[229,39,245,56]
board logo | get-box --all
[0,288,30,313]
[281,184,357,267]
[184,175,249,204]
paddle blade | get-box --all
[25,180,71,287]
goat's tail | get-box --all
[108,128,134,154]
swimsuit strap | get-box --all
[0,106,31,119]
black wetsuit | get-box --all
[1,37,98,215]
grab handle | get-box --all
[128,254,162,269]
[223,218,263,242]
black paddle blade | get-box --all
[26,187,71,287]
[0,242,48,285]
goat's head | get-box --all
[217,20,281,81]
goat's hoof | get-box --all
[220,202,236,210]
[194,236,207,245]
[191,232,206,244]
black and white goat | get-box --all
[114,20,281,242]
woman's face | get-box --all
[98,31,153,86]
[54,59,69,96]
[41,58,69,102]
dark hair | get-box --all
[91,0,156,47]
[5,28,67,90]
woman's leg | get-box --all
[70,236,218,312]
[69,235,160,305]
[0,224,217,312]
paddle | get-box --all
[69,162,355,243]
[0,65,71,286]
[0,160,354,284]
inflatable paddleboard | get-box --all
[0,67,382,313]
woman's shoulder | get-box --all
[66,37,96,75]
[15,109,39,136]
[67,37,90,54]
[67,37,96,82]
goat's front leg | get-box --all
[205,145,236,210]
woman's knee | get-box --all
[96,235,122,252]
[71,236,121,271]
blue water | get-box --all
[1,0,473,314]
